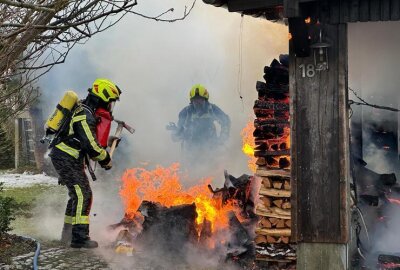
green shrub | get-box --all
[0,183,17,234]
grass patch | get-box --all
[3,184,61,205]
[3,185,65,239]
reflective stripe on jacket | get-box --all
[54,104,108,162]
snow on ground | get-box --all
[0,172,57,188]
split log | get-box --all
[255,256,295,263]
[259,186,291,198]
[262,178,272,188]
[280,236,289,244]
[260,218,272,228]
[273,181,283,189]
[256,168,290,178]
[254,149,291,157]
[256,228,292,237]
[282,202,291,209]
[255,235,267,245]
[256,157,266,166]
[272,199,283,208]
[266,235,277,243]
[257,205,291,217]
[269,217,278,225]
[284,181,291,190]
[260,196,271,207]
[276,219,286,228]
[256,209,291,220]
[285,220,291,228]
[279,157,290,169]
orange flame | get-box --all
[120,164,240,232]
[305,17,311,24]
[241,121,257,173]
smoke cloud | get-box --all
[36,0,288,267]
[348,21,400,266]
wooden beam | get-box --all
[290,23,350,244]
[338,23,350,244]
[227,0,282,12]
[381,0,391,21]
[297,243,348,269]
[359,0,370,21]
[391,0,400,20]
[349,0,360,22]
[339,0,350,23]
[370,0,381,21]
[330,0,340,24]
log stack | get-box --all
[253,55,296,268]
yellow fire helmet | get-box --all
[189,84,209,100]
[90,78,121,103]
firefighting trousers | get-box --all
[51,154,93,241]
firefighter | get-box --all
[168,84,231,154]
[49,78,121,248]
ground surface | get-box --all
[0,172,231,270]
[0,234,36,265]
[0,172,115,270]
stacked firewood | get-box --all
[253,55,296,267]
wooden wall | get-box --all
[319,0,400,23]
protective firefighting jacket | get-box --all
[175,102,231,148]
[49,103,110,164]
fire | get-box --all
[305,17,311,24]
[241,120,257,172]
[120,163,240,232]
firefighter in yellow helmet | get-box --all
[168,84,230,152]
[49,78,121,248]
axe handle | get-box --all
[109,125,123,158]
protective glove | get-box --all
[107,136,121,148]
[99,153,112,170]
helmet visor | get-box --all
[107,101,116,113]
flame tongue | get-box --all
[241,121,257,172]
[120,163,240,232]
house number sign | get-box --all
[299,64,316,78]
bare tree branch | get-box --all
[0,0,197,121]
[0,0,56,13]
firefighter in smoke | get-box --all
[48,78,121,248]
[167,84,231,157]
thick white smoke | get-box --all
[37,1,288,266]
[348,21,400,263]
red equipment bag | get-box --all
[95,107,112,148]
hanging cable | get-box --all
[237,14,244,111]
[348,87,400,112]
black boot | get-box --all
[71,224,98,248]
[60,223,72,245]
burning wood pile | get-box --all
[252,55,296,269]
[109,164,258,268]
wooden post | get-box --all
[290,22,350,269]
[15,118,19,169]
